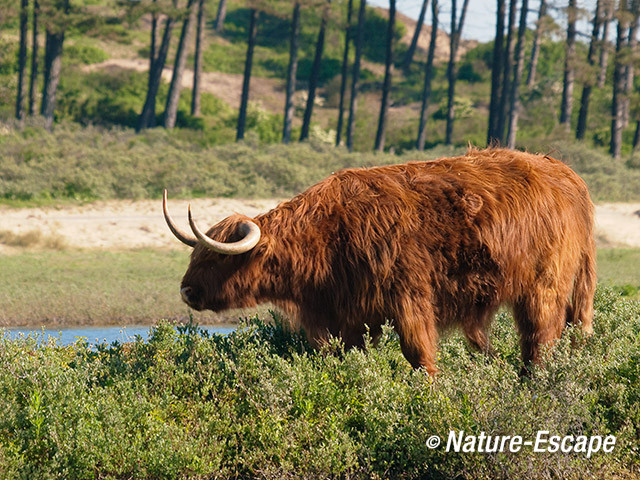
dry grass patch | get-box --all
[0,229,68,250]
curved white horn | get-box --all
[163,190,197,248]
[188,206,261,255]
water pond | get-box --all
[4,324,236,346]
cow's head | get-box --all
[163,190,263,312]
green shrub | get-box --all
[457,61,485,83]
[0,288,639,478]
[2,123,637,204]
[0,124,408,202]
[64,42,109,65]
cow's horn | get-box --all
[163,189,197,248]
[188,206,261,255]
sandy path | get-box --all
[1,199,639,253]
[594,203,640,247]
[0,198,282,253]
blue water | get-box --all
[4,325,236,346]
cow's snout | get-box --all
[180,286,193,304]
[180,285,204,310]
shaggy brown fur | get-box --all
[178,148,596,375]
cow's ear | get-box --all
[462,193,483,218]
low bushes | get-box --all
[0,288,639,479]
[2,124,638,205]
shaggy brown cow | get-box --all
[163,148,596,375]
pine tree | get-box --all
[335,0,354,146]
[282,1,301,143]
[417,0,439,150]
[444,0,470,145]
[506,0,528,148]
[237,8,259,141]
[346,0,366,151]
[191,0,206,116]
[300,0,331,141]
[374,0,395,151]
[40,0,70,131]
[487,0,505,144]
[401,0,428,72]
[576,0,604,140]
[164,0,198,129]
[16,0,29,122]
[559,0,578,129]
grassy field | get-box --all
[597,248,640,293]
[0,249,271,327]
[0,247,638,328]
[0,289,639,479]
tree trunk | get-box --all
[300,0,331,142]
[401,0,428,72]
[150,1,158,72]
[487,0,505,145]
[497,0,517,143]
[417,0,439,150]
[346,0,366,151]
[336,0,354,146]
[237,8,259,141]
[40,0,69,132]
[576,0,604,140]
[610,0,630,159]
[374,0,395,151]
[283,1,301,144]
[147,1,159,125]
[633,119,640,150]
[506,0,528,148]
[16,0,29,122]
[28,0,39,115]
[445,0,470,145]
[214,0,227,32]
[560,0,578,129]
[41,31,64,131]
[138,15,176,131]
[622,0,640,127]
[164,0,197,129]
[598,0,614,88]
[191,0,205,116]
[526,0,546,88]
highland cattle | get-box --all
[163,148,596,374]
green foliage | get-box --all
[1,124,639,204]
[361,7,407,64]
[63,41,109,65]
[57,68,148,128]
[433,96,474,120]
[457,42,493,83]
[457,61,485,83]
[0,290,639,478]
[523,140,640,202]
[0,124,407,203]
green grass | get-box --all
[598,248,640,298]
[0,289,639,479]
[1,247,639,328]
[0,249,262,328]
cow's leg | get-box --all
[462,305,497,356]
[513,287,568,372]
[393,298,439,375]
[341,323,383,350]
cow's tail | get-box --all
[566,247,597,335]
